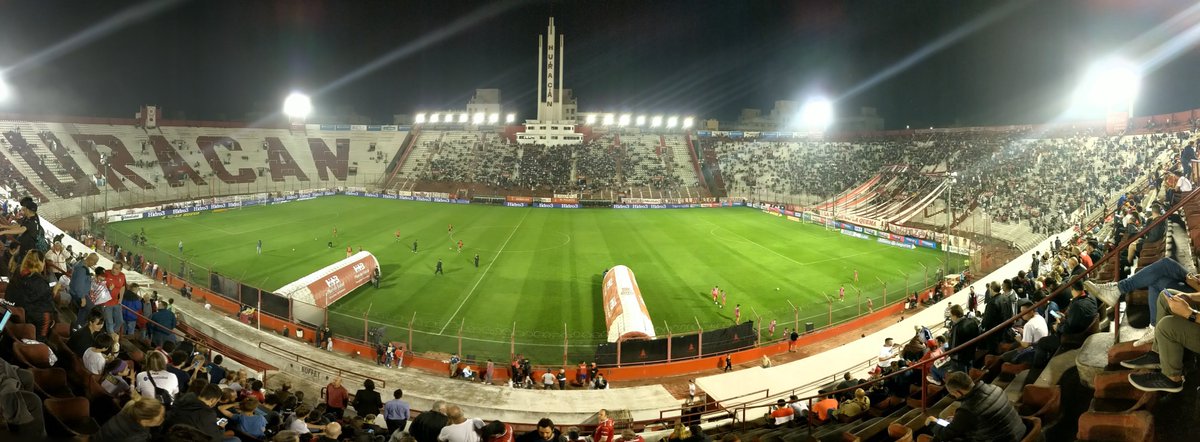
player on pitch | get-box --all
[457,240,464,253]
[711,285,719,305]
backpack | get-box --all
[34,221,49,254]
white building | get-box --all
[516,18,583,146]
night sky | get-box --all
[1,0,1198,129]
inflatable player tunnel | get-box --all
[602,265,656,342]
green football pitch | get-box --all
[106,196,950,362]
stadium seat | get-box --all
[1076,410,1154,442]
[31,367,73,399]
[13,340,53,369]
[42,396,100,437]
[1016,385,1060,425]
[1019,416,1042,442]
[6,323,36,341]
[83,374,120,423]
[1089,370,1158,413]
[886,422,912,442]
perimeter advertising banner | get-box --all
[309,254,379,308]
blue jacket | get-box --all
[121,298,143,322]
[150,309,177,335]
[68,260,92,302]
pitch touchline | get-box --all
[438,209,530,334]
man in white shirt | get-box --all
[877,338,901,370]
[1179,174,1194,193]
[1001,299,1047,365]
[437,405,484,442]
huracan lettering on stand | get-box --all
[197,136,257,184]
[71,134,154,190]
[307,138,350,181]
[149,136,206,187]
[265,137,310,182]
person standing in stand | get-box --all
[592,409,615,442]
[324,377,349,419]
[789,328,800,352]
[103,262,127,334]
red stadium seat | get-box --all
[13,340,53,369]
[42,397,100,437]
[31,367,73,399]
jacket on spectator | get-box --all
[68,260,92,302]
[121,295,143,323]
[948,316,981,366]
[6,271,55,320]
[94,412,151,442]
[930,381,1024,442]
[1060,294,1099,335]
[149,308,177,336]
[410,410,450,442]
[163,393,222,442]
[352,388,383,417]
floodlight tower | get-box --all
[1072,58,1141,125]
[283,92,313,133]
[0,73,10,103]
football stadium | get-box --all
[0,1,1198,441]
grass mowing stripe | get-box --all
[438,208,530,334]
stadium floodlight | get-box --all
[618,114,631,127]
[430,113,441,123]
[651,116,663,128]
[602,114,615,126]
[682,117,694,128]
[414,113,427,124]
[282,92,312,120]
[666,116,679,128]
[1071,57,1141,115]
[505,113,516,123]
[458,113,468,123]
[800,97,834,131]
[635,115,646,126]
[473,112,486,125]
[0,73,10,103]
[585,114,597,125]
[488,113,499,124]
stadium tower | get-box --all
[516,17,583,146]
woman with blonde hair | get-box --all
[4,250,55,339]
[94,397,165,442]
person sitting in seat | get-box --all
[922,371,1024,442]
[767,399,793,427]
[1120,289,1200,393]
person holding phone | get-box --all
[1120,288,1200,393]
[922,371,1023,441]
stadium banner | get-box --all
[350,125,368,131]
[366,125,382,131]
[601,265,656,343]
[507,196,534,204]
[382,125,400,131]
[533,197,552,203]
[786,215,800,222]
[840,229,869,240]
[551,197,579,204]
[553,193,579,200]
[504,202,528,207]
[918,239,938,250]
[877,238,916,250]
[533,203,579,209]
